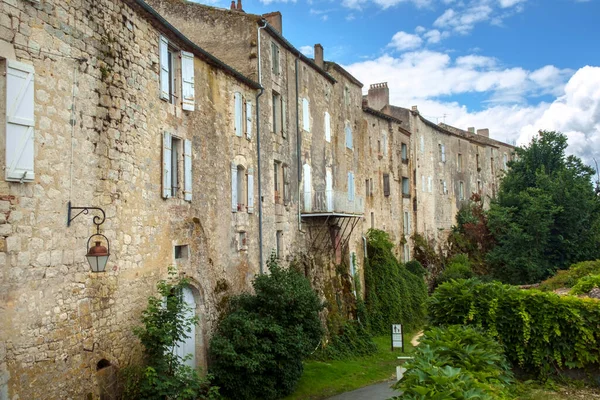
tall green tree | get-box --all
[487,131,600,284]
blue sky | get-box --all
[191,0,600,173]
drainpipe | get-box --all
[295,55,304,233]
[257,20,267,273]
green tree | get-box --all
[487,131,600,284]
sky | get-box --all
[190,0,600,175]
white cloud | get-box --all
[299,46,314,57]
[434,5,494,34]
[423,29,444,44]
[341,0,430,10]
[499,0,524,7]
[388,31,423,51]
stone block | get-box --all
[5,236,20,252]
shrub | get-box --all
[392,325,513,399]
[405,260,426,277]
[539,260,600,291]
[436,254,474,286]
[123,269,220,400]
[570,274,600,295]
[429,279,600,376]
[311,320,377,361]
[209,257,324,400]
[364,229,428,334]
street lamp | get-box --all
[67,201,110,273]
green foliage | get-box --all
[487,131,600,284]
[539,260,600,291]
[209,257,324,400]
[429,279,600,376]
[364,229,428,334]
[311,320,377,361]
[436,254,474,286]
[405,260,426,277]
[392,325,513,400]
[570,274,600,295]
[123,269,220,400]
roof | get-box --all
[363,106,403,125]
[262,23,336,84]
[130,0,261,89]
[324,62,363,88]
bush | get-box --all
[364,229,428,334]
[209,257,324,400]
[311,320,377,361]
[436,254,473,286]
[405,260,426,277]
[429,279,600,376]
[392,325,513,399]
[123,269,220,400]
[539,260,600,291]
[571,274,600,295]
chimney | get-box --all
[230,0,235,9]
[366,82,389,111]
[237,0,243,10]
[477,128,489,137]
[314,44,323,69]
[262,12,282,34]
[468,127,475,133]
[411,105,419,114]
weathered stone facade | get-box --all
[0,0,514,398]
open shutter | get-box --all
[162,132,172,198]
[302,98,309,132]
[247,168,254,213]
[183,139,192,201]
[246,100,252,139]
[281,98,287,139]
[234,92,242,136]
[324,112,331,142]
[283,165,290,204]
[231,162,237,212]
[6,60,35,182]
[159,36,169,101]
[181,51,195,111]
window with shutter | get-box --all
[271,42,280,75]
[181,51,195,111]
[231,162,238,212]
[402,177,409,196]
[162,132,172,198]
[5,60,35,182]
[171,137,181,196]
[383,174,390,197]
[303,163,312,210]
[326,169,333,212]
[441,144,446,162]
[324,112,331,142]
[247,168,254,213]
[401,143,408,162]
[246,100,252,139]
[283,164,290,205]
[183,139,192,201]
[234,92,242,137]
[302,98,310,132]
[159,36,170,101]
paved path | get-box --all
[326,381,400,400]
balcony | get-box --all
[301,190,364,216]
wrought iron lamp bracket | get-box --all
[67,201,106,233]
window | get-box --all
[459,181,465,200]
[276,230,283,258]
[272,91,281,135]
[324,111,331,142]
[347,172,355,201]
[365,179,370,197]
[236,165,246,211]
[401,143,408,162]
[231,163,254,212]
[5,59,35,182]
[163,133,192,201]
[234,92,253,139]
[402,177,410,197]
[159,36,195,110]
[476,153,480,171]
[302,98,310,132]
[282,164,290,204]
[383,173,390,197]
[438,144,446,162]
[303,163,312,210]
[174,245,189,260]
[271,42,280,75]
[274,161,282,204]
[457,153,463,172]
[345,121,353,149]
[403,211,411,235]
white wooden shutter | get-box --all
[247,168,254,213]
[302,98,309,132]
[183,139,192,201]
[234,92,242,137]
[181,51,195,111]
[246,100,252,139]
[162,132,172,198]
[441,144,446,162]
[6,60,35,182]
[324,112,331,142]
[281,98,287,139]
[159,36,169,101]
[231,162,237,212]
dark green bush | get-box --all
[364,229,428,334]
[392,325,513,399]
[311,320,377,361]
[405,260,426,277]
[436,254,474,286]
[539,260,600,291]
[209,257,324,400]
[429,279,600,376]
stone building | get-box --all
[0,0,513,398]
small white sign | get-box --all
[392,324,403,349]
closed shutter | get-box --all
[6,60,35,182]
[183,139,192,201]
[283,165,290,204]
[302,98,309,132]
[181,51,195,111]
[231,162,237,212]
[162,132,172,198]
[345,123,353,149]
[234,92,242,136]
[383,174,390,196]
[159,36,169,101]
[247,168,254,213]
[281,98,287,139]
[246,100,252,139]
[324,112,331,142]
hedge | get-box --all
[429,279,600,375]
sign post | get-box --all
[391,323,404,352]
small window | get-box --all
[459,181,465,200]
[365,179,371,197]
[274,161,282,204]
[276,230,283,258]
[402,177,410,197]
[457,153,463,172]
[383,173,390,197]
[174,245,189,260]
[401,143,408,162]
[271,42,280,75]
[438,144,446,162]
[476,153,480,171]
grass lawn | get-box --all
[284,333,416,400]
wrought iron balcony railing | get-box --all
[300,190,364,215]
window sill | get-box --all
[402,194,411,199]
[402,159,409,165]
